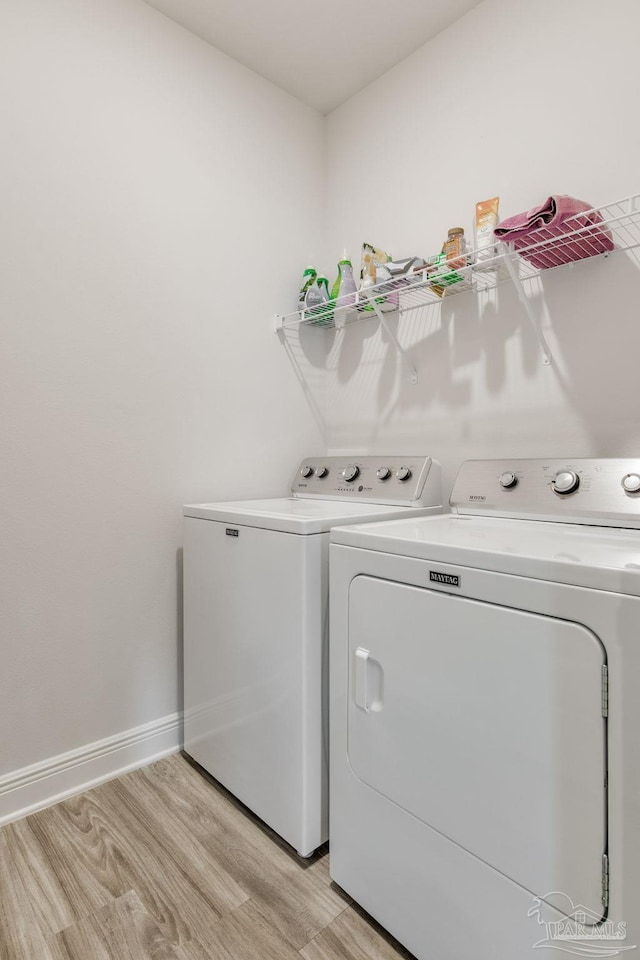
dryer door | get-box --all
[347,575,607,918]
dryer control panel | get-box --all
[451,458,640,528]
[291,456,442,507]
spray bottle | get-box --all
[297,266,317,312]
[330,250,358,314]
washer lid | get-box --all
[183,498,442,535]
[331,514,640,594]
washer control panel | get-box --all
[291,456,441,506]
[450,459,640,527]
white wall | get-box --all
[0,0,324,785]
[4,0,640,817]
[323,0,640,494]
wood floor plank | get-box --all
[0,829,57,960]
[170,940,210,960]
[186,899,302,960]
[246,855,351,950]
[1,817,77,935]
[299,904,416,960]
[50,890,181,960]
[0,754,408,960]
[141,755,313,876]
[22,792,130,925]
[110,766,249,913]
[83,775,241,946]
[140,755,350,948]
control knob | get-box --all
[622,473,640,493]
[551,470,580,495]
[316,466,329,479]
[499,472,518,489]
[300,465,314,479]
[342,464,360,482]
[396,466,412,482]
[377,466,391,481]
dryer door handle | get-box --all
[354,647,384,713]
[354,648,370,711]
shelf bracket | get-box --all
[368,299,418,384]
[502,251,552,366]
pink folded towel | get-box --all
[494,195,614,269]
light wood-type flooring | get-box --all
[0,753,415,959]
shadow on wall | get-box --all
[323,277,538,446]
[540,251,640,454]
[277,322,330,443]
[276,249,640,461]
[324,250,640,454]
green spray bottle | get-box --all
[330,250,358,316]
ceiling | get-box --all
[143,0,484,114]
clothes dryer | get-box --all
[330,458,640,959]
[183,455,442,857]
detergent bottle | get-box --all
[330,250,357,316]
[304,275,332,324]
[297,266,317,312]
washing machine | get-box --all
[183,455,442,857]
[330,458,640,959]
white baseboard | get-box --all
[0,712,183,827]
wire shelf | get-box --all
[277,194,640,333]
[277,256,513,330]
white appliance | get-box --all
[183,455,442,857]
[330,458,640,959]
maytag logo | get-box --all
[469,495,487,501]
[225,528,239,537]
[430,571,460,587]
